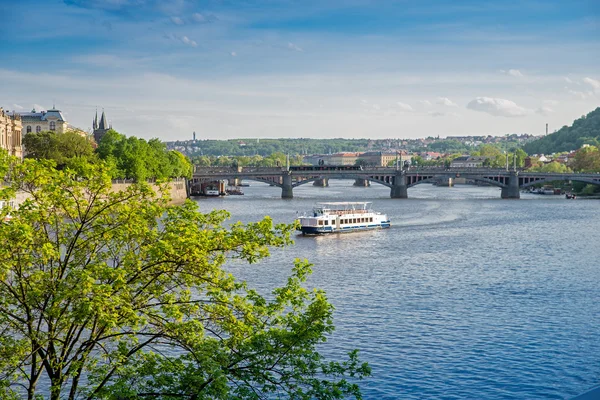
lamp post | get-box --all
[505,134,509,171]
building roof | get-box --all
[8,108,66,123]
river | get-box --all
[194,181,600,400]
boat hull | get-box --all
[300,222,391,235]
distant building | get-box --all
[8,107,68,135]
[450,156,488,168]
[419,151,442,161]
[0,107,23,159]
[92,109,111,144]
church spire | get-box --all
[98,109,107,130]
[93,108,98,131]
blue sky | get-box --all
[1,0,599,140]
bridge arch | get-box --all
[191,176,283,188]
[519,176,600,189]
[406,175,507,188]
[292,174,393,188]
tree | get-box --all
[571,145,600,172]
[529,161,571,173]
[0,157,369,400]
[22,131,95,170]
[96,130,191,180]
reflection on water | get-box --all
[195,181,600,400]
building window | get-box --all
[36,126,41,133]
[26,126,31,133]
[49,121,56,131]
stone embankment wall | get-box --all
[6,179,188,208]
[110,179,188,205]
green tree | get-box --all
[22,130,95,169]
[571,145,600,172]
[0,157,369,400]
[529,161,572,173]
[97,130,191,180]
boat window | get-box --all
[324,220,329,225]
[318,220,323,226]
[370,217,373,222]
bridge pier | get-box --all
[391,172,408,198]
[313,178,329,187]
[501,172,520,199]
[353,178,370,187]
[282,173,293,199]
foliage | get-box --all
[97,130,192,181]
[523,107,600,154]
[426,139,470,153]
[571,145,600,172]
[0,157,369,400]
[528,161,572,173]
[22,130,95,170]
[180,139,370,158]
[190,153,305,168]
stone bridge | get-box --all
[191,166,600,199]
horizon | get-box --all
[1,0,599,141]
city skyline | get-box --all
[1,0,599,140]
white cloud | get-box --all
[33,104,46,112]
[500,69,523,77]
[536,106,554,116]
[543,100,559,106]
[429,111,460,118]
[372,104,381,110]
[287,42,303,52]
[436,97,458,107]
[12,103,24,110]
[230,51,237,57]
[567,89,590,99]
[396,102,413,112]
[583,77,600,91]
[191,13,205,23]
[170,16,184,25]
[419,100,432,107]
[467,97,530,117]
[191,13,217,23]
[180,36,197,47]
[564,77,575,84]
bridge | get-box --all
[191,166,600,199]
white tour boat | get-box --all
[297,202,390,235]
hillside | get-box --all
[523,107,600,154]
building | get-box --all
[92,109,111,144]
[450,156,488,168]
[10,107,69,135]
[0,107,23,159]
[358,151,410,167]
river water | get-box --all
[194,181,600,400]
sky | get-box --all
[1,0,599,141]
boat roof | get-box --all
[314,202,372,210]
[317,201,372,205]
[316,202,371,205]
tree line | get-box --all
[22,129,192,181]
[523,107,600,154]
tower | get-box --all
[93,108,111,144]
